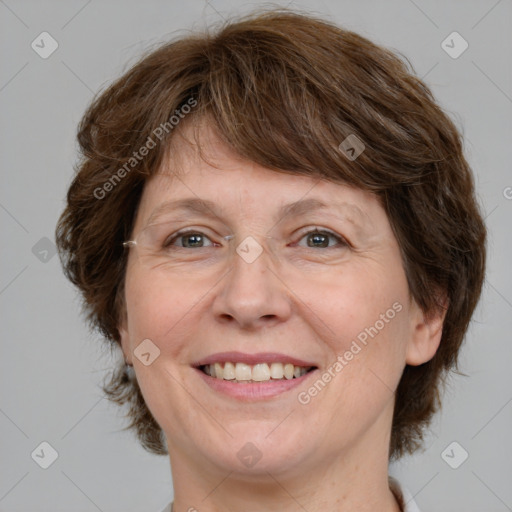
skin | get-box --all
[120,120,445,512]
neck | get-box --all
[170,468,401,512]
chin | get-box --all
[202,426,315,478]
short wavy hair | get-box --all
[56,9,486,461]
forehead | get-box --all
[133,121,387,234]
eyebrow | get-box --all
[146,197,367,228]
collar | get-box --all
[389,476,422,512]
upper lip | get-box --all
[192,351,318,368]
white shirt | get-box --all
[389,476,422,512]
[159,477,421,512]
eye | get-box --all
[164,229,216,249]
[161,227,347,250]
[295,228,347,249]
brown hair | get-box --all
[55,9,486,461]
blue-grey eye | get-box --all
[165,230,214,248]
[297,229,345,248]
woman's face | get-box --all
[120,122,438,478]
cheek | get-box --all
[124,269,201,355]
[296,262,410,409]
[307,299,409,445]
[291,259,409,342]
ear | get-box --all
[119,326,133,365]
[117,308,133,366]
[406,296,448,366]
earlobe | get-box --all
[406,298,448,366]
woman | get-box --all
[56,9,486,512]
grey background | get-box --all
[1,0,511,510]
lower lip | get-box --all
[194,368,317,401]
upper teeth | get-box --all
[203,362,311,382]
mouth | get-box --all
[192,352,319,400]
[198,361,316,383]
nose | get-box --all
[211,238,292,330]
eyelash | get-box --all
[164,227,348,249]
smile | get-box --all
[200,362,315,382]
[192,351,319,400]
